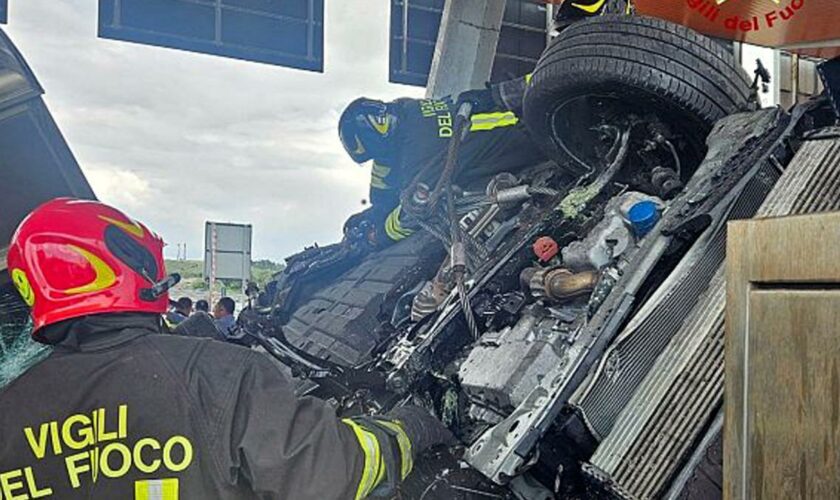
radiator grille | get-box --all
[587,127,840,499]
[572,109,785,438]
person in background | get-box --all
[176,297,193,318]
[174,297,224,342]
[213,296,236,338]
[165,296,193,326]
[194,299,210,315]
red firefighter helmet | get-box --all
[6,198,168,339]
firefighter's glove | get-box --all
[343,209,378,247]
[344,407,454,497]
[455,88,498,115]
[492,76,529,114]
[386,405,456,454]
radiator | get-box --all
[584,126,840,499]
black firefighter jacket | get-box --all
[364,96,547,242]
[0,314,370,500]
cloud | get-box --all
[6,0,423,260]
[84,163,154,210]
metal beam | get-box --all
[426,0,506,99]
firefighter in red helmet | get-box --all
[1,198,452,499]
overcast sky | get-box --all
[6,0,423,261]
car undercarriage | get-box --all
[247,102,838,500]
[235,14,840,499]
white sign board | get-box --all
[203,222,252,282]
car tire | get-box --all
[523,15,753,174]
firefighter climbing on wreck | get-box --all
[0,198,453,499]
[335,0,621,248]
[338,76,547,245]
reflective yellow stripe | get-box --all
[384,206,414,242]
[378,421,413,480]
[524,73,533,85]
[343,419,383,500]
[371,174,388,190]
[470,111,518,131]
[372,162,391,178]
[571,0,606,14]
[135,478,179,500]
[371,162,391,190]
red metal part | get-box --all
[533,236,560,263]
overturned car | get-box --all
[0,3,835,498]
[240,13,840,500]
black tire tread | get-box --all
[523,15,752,167]
[544,16,751,102]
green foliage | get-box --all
[164,260,203,280]
[251,259,286,288]
[191,280,209,291]
[165,259,285,290]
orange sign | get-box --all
[634,0,840,58]
[716,0,781,4]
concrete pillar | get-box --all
[425,0,507,99]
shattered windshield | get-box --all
[0,288,49,390]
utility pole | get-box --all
[209,224,217,307]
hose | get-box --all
[663,138,682,177]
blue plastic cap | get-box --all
[628,200,660,237]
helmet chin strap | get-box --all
[139,272,181,302]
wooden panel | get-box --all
[746,290,840,499]
[726,212,840,500]
[727,213,840,285]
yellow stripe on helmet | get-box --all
[99,215,145,238]
[11,269,35,307]
[61,245,117,295]
[571,0,607,14]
